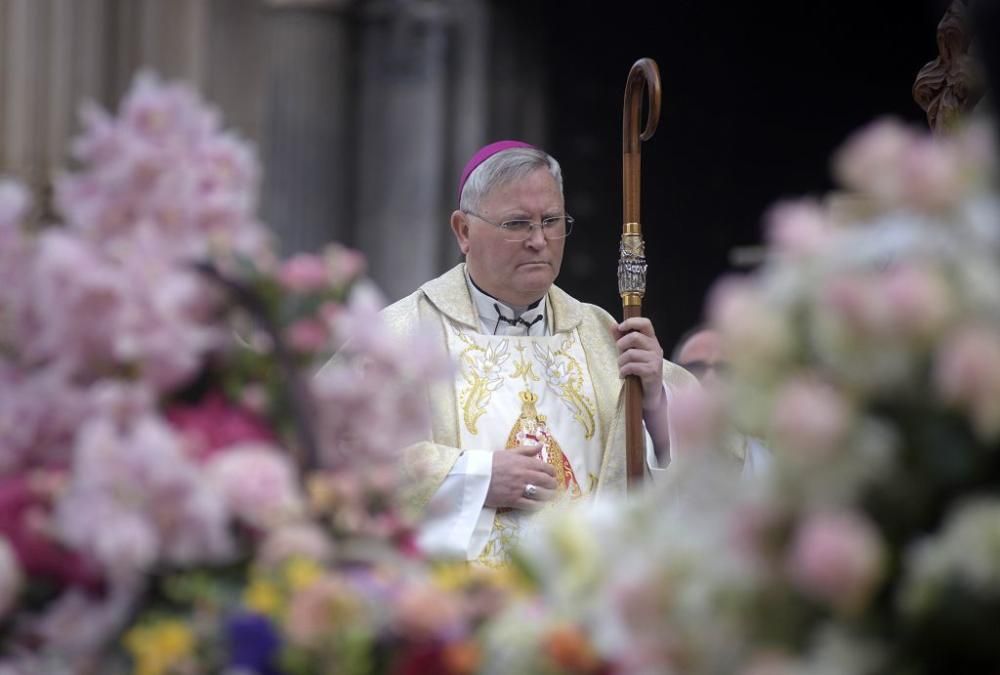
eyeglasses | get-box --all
[465,211,574,242]
[680,360,732,380]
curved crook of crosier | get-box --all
[624,58,661,149]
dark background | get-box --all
[530,0,951,352]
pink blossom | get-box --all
[278,254,330,292]
[22,230,221,391]
[205,443,303,530]
[286,318,330,353]
[819,273,893,339]
[882,264,952,340]
[314,289,452,470]
[305,469,414,542]
[391,582,463,641]
[257,523,334,569]
[769,376,852,459]
[765,200,833,258]
[88,380,156,428]
[328,283,389,353]
[166,391,277,463]
[120,72,219,146]
[318,300,343,325]
[110,241,223,390]
[0,472,104,591]
[26,231,126,372]
[0,537,21,619]
[239,384,271,416]
[739,653,798,675]
[833,117,983,211]
[729,500,785,567]
[956,122,997,176]
[934,325,1000,438]
[0,364,91,472]
[31,585,137,658]
[708,278,792,369]
[898,137,966,211]
[832,118,916,204]
[322,243,367,287]
[0,180,29,231]
[786,510,885,613]
[56,412,234,582]
[55,72,269,265]
[285,576,365,648]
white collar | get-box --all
[464,271,549,336]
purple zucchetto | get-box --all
[457,140,536,203]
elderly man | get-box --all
[673,325,772,477]
[672,325,730,389]
[387,141,695,565]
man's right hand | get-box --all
[485,445,558,510]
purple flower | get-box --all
[225,611,283,675]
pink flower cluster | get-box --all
[55,408,235,582]
[833,118,992,212]
[0,72,275,420]
[0,74,276,475]
[278,244,368,354]
[56,72,269,263]
[786,510,885,614]
[206,443,304,530]
[0,70,458,667]
[167,391,277,463]
[21,228,222,390]
[935,325,1000,439]
[312,287,453,468]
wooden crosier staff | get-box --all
[620,58,661,490]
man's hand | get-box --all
[485,445,557,510]
[614,317,665,410]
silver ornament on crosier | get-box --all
[618,237,647,296]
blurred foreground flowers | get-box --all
[0,73,462,673]
[2,73,1000,674]
[499,117,1000,675]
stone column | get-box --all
[203,0,268,142]
[258,0,358,255]
[441,0,490,270]
[0,0,116,220]
[355,0,455,301]
[111,0,211,97]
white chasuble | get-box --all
[446,321,605,567]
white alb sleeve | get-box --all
[416,449,495,560]
[647,383,678,485]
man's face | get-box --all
[676,329,729,388]
[451,168,566,307]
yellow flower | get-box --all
[430,562,472,591]
[124,619,195,675]
[431,561,529,594]
[284,556,323,592]
[244,577,283,616]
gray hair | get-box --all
[459,147,563,213]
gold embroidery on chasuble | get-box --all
[445,325,603,568]
[503,391,582,499]
[532,334,597,440]
[455,330,510,435]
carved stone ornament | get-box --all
[913,0,985,132]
